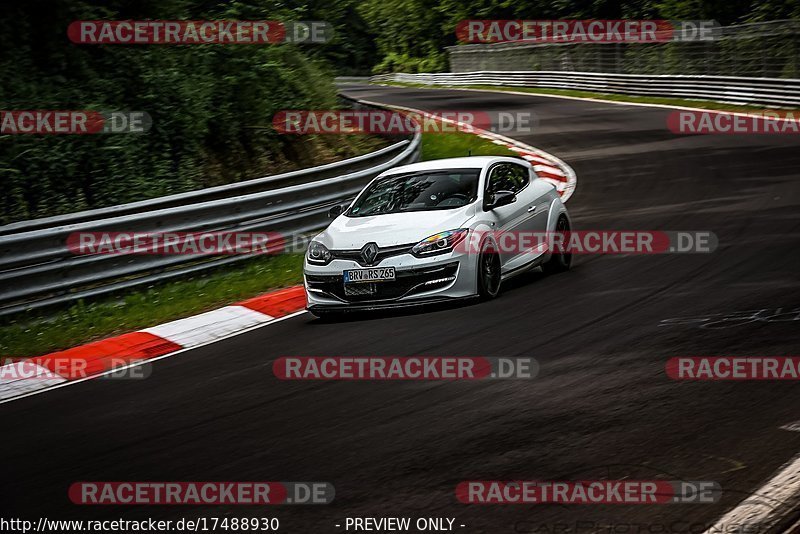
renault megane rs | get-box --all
[303,156,571,316]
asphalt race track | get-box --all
[3,84,800,533]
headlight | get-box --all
[307,241,332,265]
[411,229,469,257]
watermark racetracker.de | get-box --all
[273,109,539,135]
[68,231,284,255]
[455,20,719,43]
[273,356,538,380]
[69,481,335,505]
[668,110,800,135]
[1,358,151,381]
[0,111,151,134]
[68,20,333,44]
[666,357,800,380]
[457,480,720,504]
[455,231,717,255]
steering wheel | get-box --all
[437,193,469,206]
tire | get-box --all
[542,215,572,274]
[477,240,502,300]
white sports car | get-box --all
[304,156,571,316]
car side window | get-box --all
[485,163,530,196]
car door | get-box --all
[525,169,557,234]
[483,162,532,269]
[513,166,556,267]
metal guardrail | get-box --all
[0,98,421,317]
[372,71,800,107]
[446,20,800,79]
[334,76,372,84]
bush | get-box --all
[0,0,361,224]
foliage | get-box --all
[0,0,376,224]
[357,0,800,74]
[1,0,797,223]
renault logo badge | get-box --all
[361,242,379,265]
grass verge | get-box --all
[1,131,513,358]
[377,81,800,114]
[421,131,515,160]
[0,254,304,358]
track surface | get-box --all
[3,85,800,532]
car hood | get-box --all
[316,206,475,249]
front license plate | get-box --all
[343,267,396,283]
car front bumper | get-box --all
[303,250,477,311]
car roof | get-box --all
[379,156,527,176]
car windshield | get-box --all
[347,169,480,217]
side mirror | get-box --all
[328,204,344,218]
[486,190,516,210]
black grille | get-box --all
[330,243,415,267]
[307,262,459,303]
[343,283,377,297]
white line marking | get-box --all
[382,84,800,122]
[780,421,800,432]
[521,154,550,163]
[703,453,800,534]
[534,164,565,177]
[0,310,308,406]
[143,305,274,348]
[0,362,67,400]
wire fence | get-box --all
[448,20,800,79]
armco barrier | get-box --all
[372,71,800,107]
[0,98,420,317]
[446,20,800,79]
